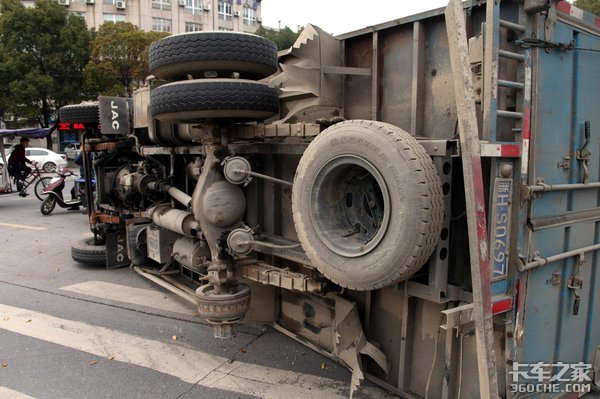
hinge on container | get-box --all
[557,157,570,170]
[516,38,575,51]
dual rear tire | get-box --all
[148,32,280,123]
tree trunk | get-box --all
[41,98,52,150]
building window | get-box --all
[152,17,172,32]
[185,22,203,32]
[103,13,126,23]
[217,0,232,21]
[152,0,171,11]
[185,0,202,15]
[218,27,233,31]
[103,0,115,4]
[242,6,255,25]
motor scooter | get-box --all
[40,167,82,215]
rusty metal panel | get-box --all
[279,291,335,352]
[239,280,278,324]
[133,86,150,129]
[344,34,375,120]
[278,155,300,241]
[342,15,457,139]
[422,16,457,139]
[361,287,405,386]
[378,25,414,132]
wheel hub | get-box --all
[310,155,390,258]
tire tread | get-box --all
[150,80,279,121]
[71,238,107,267]
[293,120,444,291]
[149,32,278,80]
[59,104,99,124]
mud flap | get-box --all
[99,96,133,136]
[332,295,390,397]
[106,230,130,269]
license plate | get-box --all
[491,178,512,279]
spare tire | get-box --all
[150,79,279,122]
[149,32,278,81]
[59,103,99,124]
[292,120,443,291]
[71,237,107,267]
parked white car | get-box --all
[64,143,81,161]
[0,148,68,173]
[25,148,68,172]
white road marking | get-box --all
[0,386,37,399]
[81,232,94,236]
[0,223,47,231]
[60,281,196,315]
[0,304,392,399]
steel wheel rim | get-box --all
[309,155,391,258]
[36,178,50,200]
[42,197,55,214]
[43,163,56,172]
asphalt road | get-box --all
[0,180,394,399]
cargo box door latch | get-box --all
[567,253,585,316]
[576,121,592,185]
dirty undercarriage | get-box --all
[61,1,600,397]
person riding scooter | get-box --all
[39,167,82,215]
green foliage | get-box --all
[84,22,168,97]
[0,0,91,130]
[574,0,600,15]
[254,26,301,51]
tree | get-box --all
[574,0,600,15]
[254,26,301,51]
[84,22,168,97]
[0,0,90,147]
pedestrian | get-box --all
[74,149,94,179]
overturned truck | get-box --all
[61,0,600,397]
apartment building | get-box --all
[24,0,262,34]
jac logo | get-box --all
[99,96,129,135]
[111,101,120,130]
[107,231,130,268]
[116,235,126,263]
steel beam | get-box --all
[445,0,500,397]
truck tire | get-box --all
[292,120,443,291]
[59,103,99,124]
[149,32,278,80]
[71,237,107,267]
[150,79,279,122]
